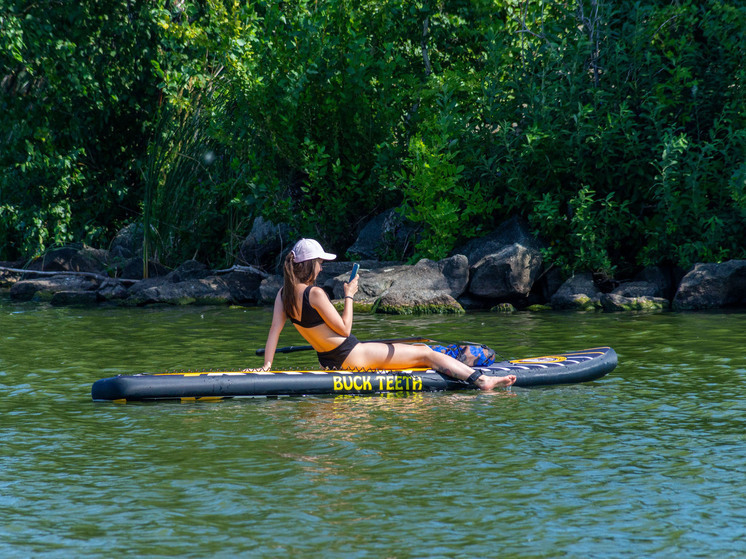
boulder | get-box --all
[532,266,565,305]
[634,265,680,300]
[600,293,670,312]
[118,257,170,280]
[330,263,398,301]
[220,270,264,304]
[27,246,109,274]
[125,276,232,306]
[237,217,291,269]
[118,276,166,303]
[376,290,464,315]
[610,281,661,299]
[325,255,468,314]
[166,260,210,283]
[456,292,490,311]
[346,208,418,260]
[9,274,100,302]
[0,260,25,288]
[455,216,543,265]
[97,279,130,302]
[330,255,469,303]
[439,254,471,295]
[110,223,143,259]
[468,244,543,302]
[550,273,602,310]
[599,280,671,311]
[259,275,283,304]
[316,260,402,292]
[673,260,746,310]
[491,302,517,313]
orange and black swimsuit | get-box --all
[288,285,360,368]
[288,286,325,328]
[317,334,360,369]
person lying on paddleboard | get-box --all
[254,238,516,391]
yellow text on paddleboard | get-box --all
[333,375,423,392]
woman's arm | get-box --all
[310,278,358,337]
[261,291,287,370]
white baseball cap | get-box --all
[291,238,336,263]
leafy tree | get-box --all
[0,1,163,259]
[2,0,744,276]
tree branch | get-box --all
[421,16,432,77]
[0,266,139,285]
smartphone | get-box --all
[349,263,360,282]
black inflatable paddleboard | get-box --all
[91,347,617,402]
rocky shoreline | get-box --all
[1,216,745,312]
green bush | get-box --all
[2,0,744,276]
[0,1,163,260]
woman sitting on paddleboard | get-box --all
[257,238,516,390]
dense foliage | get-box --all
[2,0,745,276]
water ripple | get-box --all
[2,303,746,556]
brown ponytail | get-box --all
[282,252,317,318]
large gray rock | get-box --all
[330,255,469,304]
[110,223,144,259]
[455,216,543,265]
[220,270,264,304]
[323,255,469,314]
[535,266,565,303]
[237,217,291,269]
[259,275,283,304]
[600,293,670,312]
[317,260,401,292]
[27,247,109,274]
[125,276,232,306]
[599,281,671,312]
[673,260,746,310]
[439,254,471,295]
[346,208,418,260]
[468,244,543,301]
[376,290,464,315]
[10,275,100,302]
[634,265,680,300]
[0,260,25,288]
[550,273,602,310]
[97,279,130,302]
[118,257,170,280]
[611,281,661,299]
[166,260,210,283]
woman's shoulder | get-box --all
[307,285,329,301]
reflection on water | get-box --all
[2,298,746,556]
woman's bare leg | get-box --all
[343,342,516,390]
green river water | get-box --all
[2,295,745,558]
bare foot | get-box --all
[476,374,516,390]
